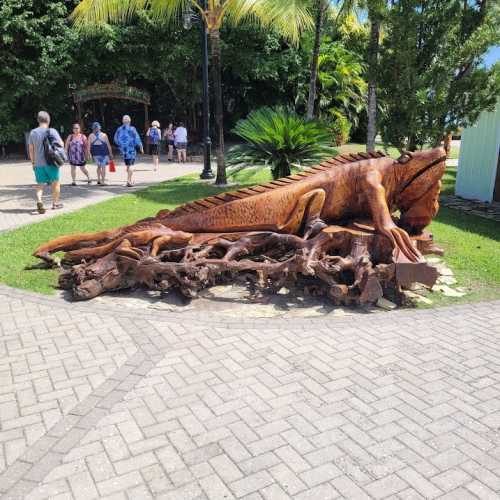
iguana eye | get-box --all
[397,151,413,164]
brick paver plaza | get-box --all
[0,283,499,500]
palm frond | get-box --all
[226,0,313,44]
[71,0,191,29]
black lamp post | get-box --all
[184,0,214,179]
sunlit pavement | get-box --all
[0,158,202,232]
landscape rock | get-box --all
[437,275,457,285]
[433,284,466,297]
[376,297,397,310]
[403,290,433,305]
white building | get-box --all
[456,102,500,202]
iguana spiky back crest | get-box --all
[163,151,388,218]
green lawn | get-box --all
[338,142,461,160]
[441,166,457,196]
[0,157,497,306]
[428,208,500,305]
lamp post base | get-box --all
[200,138,213,179]
[200,170,215,179]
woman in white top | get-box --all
[173,122,188,163]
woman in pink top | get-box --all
[65,123,91,185]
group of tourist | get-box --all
[28,110,188,214]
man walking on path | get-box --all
[114,115,143,187]
[28,111,64,214]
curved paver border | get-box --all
[1,283,498,328]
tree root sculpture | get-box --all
[52,221,440,306]
[33,149,448,307]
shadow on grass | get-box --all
[434,206,500,242]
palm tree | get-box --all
[337,0,386,152]
[71,0,312,185]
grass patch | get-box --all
[0,153,497,306]
[427,207,500,306]
[441,166,457,196]
[339,142,460,160]
[338,142,401,158]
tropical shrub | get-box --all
[316,41,367,127]
[227,107,335,179]
[323,110,351,146]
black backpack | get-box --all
[43,129,67,166]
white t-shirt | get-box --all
[174,127,187,143]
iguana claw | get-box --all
[381,224,422,262]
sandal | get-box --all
[36,202,46,214]
[71,182,77,186]
[52,203,64,210]
[87,179,92,184]
[126,182,133,187]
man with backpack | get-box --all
[28,111,65,214]
[147,120,161,171]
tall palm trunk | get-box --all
[366,15,380,152]
[209,28,226,185]
[306,0,327,120]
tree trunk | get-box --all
[366,16,380,152]
[209,28,226,185]
[306,0,326,120]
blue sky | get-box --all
[483,46,500,68]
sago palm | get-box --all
[71,0,313,185]
[227,106,335,179]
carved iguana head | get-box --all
[394,147,447,235]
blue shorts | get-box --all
[94,155,109,167]
[34,165,60,184]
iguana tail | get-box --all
[33,228,124,264]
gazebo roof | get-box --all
[74,83,150,106]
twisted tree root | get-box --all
[57,223,439,306]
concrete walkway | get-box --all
[0,159,202,232]
[0,284,499,499]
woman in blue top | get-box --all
[114,115,143,187]
[87,122,113,185]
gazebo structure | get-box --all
[456,101,500,202]
[73,83,151,132]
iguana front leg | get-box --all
[364,170,421,262]
[279,188,327,238]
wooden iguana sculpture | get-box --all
[34,147,446,304]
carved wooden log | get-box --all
[58,223,439,306]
